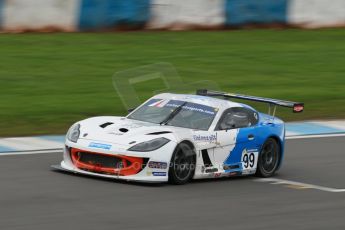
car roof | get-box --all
[153,93,243,109]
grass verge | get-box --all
[0,29,344,136]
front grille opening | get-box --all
[78,152,123,168]
[70,148,147,176]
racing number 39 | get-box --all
[243,152,255,168]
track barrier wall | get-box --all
[148,0,225,29]
[1,0,79,32]
[288,0,345,28]
[0,0,3,30]
[79,0,150,30]
[225,0,288,26]
[0,0,344,32]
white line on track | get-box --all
[0,149,62,156]
[286,133,345,139]
[255,178,345,193]
[0,137,63,150]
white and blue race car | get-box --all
[53,89,304,185]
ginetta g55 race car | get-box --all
[52,89,304,185]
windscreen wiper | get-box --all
[159,102,187,125]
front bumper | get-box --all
[57,140,175,183]
[53,161,168,183]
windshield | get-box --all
[127,99,218,130]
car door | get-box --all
[212,107,260,174]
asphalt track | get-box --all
[0,136,344,230]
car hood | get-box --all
[77,116,190,147]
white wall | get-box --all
[3,0,80,32]
[149,0,225,29]
[288,0,345,28]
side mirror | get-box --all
[127,107,136,113]
[219,122,236,131]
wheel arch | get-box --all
[264,135,284,169]
[179,140,196,152]
[168,140,197,185]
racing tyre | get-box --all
[169,143,196,185]
[256,138,281,177]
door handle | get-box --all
[248,134,255,141]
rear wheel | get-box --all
[168,143,196,185]
[256,138,281,177]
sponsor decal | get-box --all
[214,172,221,178]
[193,133,218,143]
[88,142,112,150]
[165,100,217,116]
[144,98,162,106]
[229,171,241,176]
[143,99,218,117]
[152,172,167,176]
[148,161,168,169]
[109,132,124,136]
[148,99,169,108]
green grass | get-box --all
[0,29,345,137]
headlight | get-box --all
[66,123,80,143]
[128,138,170,152]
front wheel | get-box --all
[256,138,281,177]
[168,143,196,185]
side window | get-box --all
[216,107,258,130]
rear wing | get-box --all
[196,89,304,114]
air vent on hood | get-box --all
[100,122,114,128]
[147,131,172,135]
[119,128,129,133]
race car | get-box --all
[52,89,304,184]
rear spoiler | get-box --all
[196,89,304,113]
